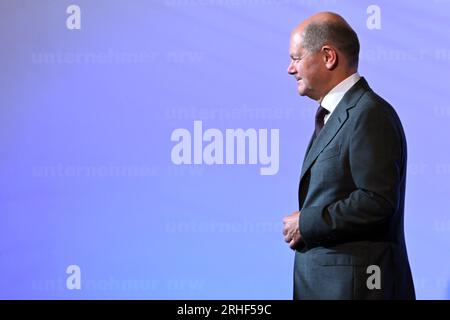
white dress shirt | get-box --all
[320,72,361,124]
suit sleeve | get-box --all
[299,105,405,248]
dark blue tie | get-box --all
[315,105,329,138]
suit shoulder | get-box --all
[349,89,406,147]
[353,89,402,125]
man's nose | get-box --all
[287,62,296,75]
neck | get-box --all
[316,69,357,103]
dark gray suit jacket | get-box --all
[294,77,415,300]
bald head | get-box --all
[292,12,360,68]
[287,12,360,101]
[293,12,352,32]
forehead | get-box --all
[289,32,304,55]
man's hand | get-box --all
[283,211,302,249]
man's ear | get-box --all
[322,45,338,70]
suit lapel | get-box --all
[303,132,315,162]
[299,77,371,183]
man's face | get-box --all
[287,32,324,101]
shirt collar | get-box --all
[320,72,361,114]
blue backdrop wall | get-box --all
[0,0,449,299]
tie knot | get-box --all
[315,105,329,121]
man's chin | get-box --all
[297,88,307,96]
[297,88,315,100]
[296,83,307,96]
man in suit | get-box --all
[282,12,415,299]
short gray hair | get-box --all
[302,22,360,68]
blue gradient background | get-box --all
[0,0,449,299]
